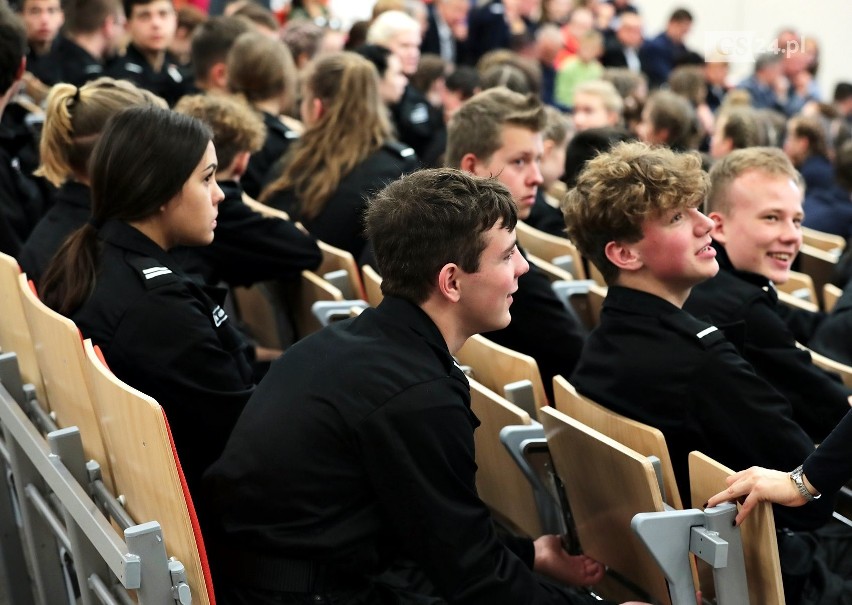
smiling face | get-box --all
[161,141,224,248]
[709,170,804,284]
[457,222,529,334]
[624,206,718,302]
[469,125,543,220]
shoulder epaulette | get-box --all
[127,256,180,289]
[123,62,144,74]
[383,141,416,158]
[660,311,727,350]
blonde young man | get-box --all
[683,147,851,443]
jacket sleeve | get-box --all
[740,297,850,441]
[197,200,322,287]
[694,346,835,531]
[803,409,852,497]
[105,287,255,491]
[357,378,599,605]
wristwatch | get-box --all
[789,465,820,502]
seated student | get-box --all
[39,106,255,501]
[708,106,761,160]
[171,94,322,290]
[107,0,191,106]
[45,0,126,89]
[784,114,835,194]
[571,80,623,133]
[683,148,851,443]
[564,141,849,605]
[525,105,573,236]
[446,87,587,401]
[17,0,65,88]
[189,15,252,96]
[260,52,418,260]
[20,78,164,285]
[0,8,45,258]
[204,167,643,605]
[226,31,301,200]
[636,89,698,152]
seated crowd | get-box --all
[2,0,852,603]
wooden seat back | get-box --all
[0,253,47,406]
[776,270,818,306]
[455,334,547,416]
[83,340,213,605]
[469,379,541,537]
[823,283,843,312]
[317,240,366,301]
[552,376,682,509]
[18,274,113,490]
[292,270,344,338]
[515,220,586,279]
[688,451,785,605]
[360,264,384,308]
[797,244,838,309]
[541,406,671,604]
[801,226,845,254]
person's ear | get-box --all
[210,62,228,90]
[460,152,482,176]
[604,240,642,271]
[436,262,462,303]
[230,151,250,179]
[708,211,726,243]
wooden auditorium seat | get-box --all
[83,340,215,605]
[17,274,114,490]
[469,379,542,538]
[455,334,547,418]
[360,264,384,308]
[540,406,672,604]
[552,376,683,509]
[0,252,47,406]
[688,451,785,605]
[515,220,586,280]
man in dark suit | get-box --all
[601,11,643,73]
[421,0,470,66]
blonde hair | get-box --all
[174,94,265,170]
[36,78,165,187]
[706,147,803,215]
[563,141,708,284]
[259,52,392,219]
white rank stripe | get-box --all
[696,326,718,339]
[143,267,172,279]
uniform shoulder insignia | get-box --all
[660,312,726,350]
[123,62,144,74]
[127,256,180,289]
[383,141,416,158]
[408,103,429,125]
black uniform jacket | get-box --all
[48,36,107,87]
[0,129,43,257]
[684,243,850,442]
[106,44,190,106]
[570,286,833,531]
[205,296,600,604]
[19,181,90,284]
[804,409,852,497]
[811,281,852,367]
[73,221,255,494]
[173,180,321,287]
[264,142,418,259]
[241,112,299,201]
[484,246,586,402]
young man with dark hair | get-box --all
[17,0,64,86]
[107,0,190,105]
[204,168,631,605]
[639,7,692,89]
[564,141,850,605]
[446,87,587,402]
[189,15,251,95]
[47,0,125,87]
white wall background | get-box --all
[635,0,851,100]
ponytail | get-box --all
[40,225,101,316]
